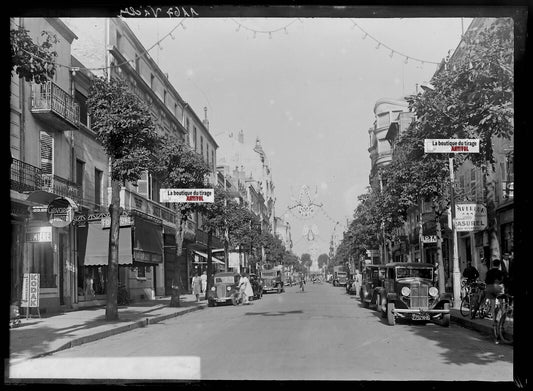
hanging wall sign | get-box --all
[159,189,214,203]
[424,139,480,153]
[48,197,76,228]
[455,203,488,232]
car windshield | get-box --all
[395,267,433,279]
[215,276,236,284]
[262,272,277,278]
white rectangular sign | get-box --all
[160,189,214,203]
[455,203,487,232]
[26,226,52,242]
[21,273,40,308]
[424,139,479,153]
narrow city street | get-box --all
[10,282,513,381]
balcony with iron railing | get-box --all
[42,174,82,201]
[31,80,80,131]
[10,158,42,193]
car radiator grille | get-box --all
[410,285,429,309]
[217,286,227,298]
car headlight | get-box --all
[429,287,439,297]
[226,286,231,291]
[210,287,216,291]
[401,287,411,296]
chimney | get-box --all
[203,107,209,130]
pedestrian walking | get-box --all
[191,273,202,302]
[354,269,362,296]
[200,271,207,295]
[238,273,254,305]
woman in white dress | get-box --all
[239,273,254,304]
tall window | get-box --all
[76,159,85,196]
[95,168,103,209]
[193,126,197,151]
[470,168,476,198]
[150,74,155,89]
[75,90,90,128]
[200,135,204,156]
[40,131,54,175]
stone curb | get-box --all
[27,304,206,361]
[451,314,494,337]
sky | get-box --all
[124,15,471,258]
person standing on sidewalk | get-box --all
[462,261,480,284]
[191,273,202,302]
[200,271,207,297]
[473,259,507,319]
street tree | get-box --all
[87,76,160,320]
[261,231,286,267]
[10,25,58,84]
[151,135,211,307]
[300,253,312,271]
[317,253,329,270]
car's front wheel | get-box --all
[387,302,396,326]
[231,294,240,306]
[441,303,450,327]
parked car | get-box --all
[249,273,263,300]
[260,269,284,293]
[359,265,385,308]
[207,272,242,307]
[373,262,451,326]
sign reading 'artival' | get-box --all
[160,189,214,203]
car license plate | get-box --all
[412,313,430,321]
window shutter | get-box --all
[136,170,149,198]
[40,131,54,175]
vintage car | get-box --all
[260,269,285,293]
[359,265,385,308]
[373,262,451,326]
[249,273,263,300]
[207,272,242,307]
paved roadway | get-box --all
[10,281,513,382]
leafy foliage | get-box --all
[87,77,160,182]
[11,27,58,84]
[300,253,312,269]
[317,253,329,269]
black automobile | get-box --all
[249,273,263,300]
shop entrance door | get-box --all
[59,233,66,305]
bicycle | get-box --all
[461,281,487,319]
[493,293,513,344]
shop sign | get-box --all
[455,203,487,232]
[26,226,52,242]
[421,235,437,243]
[424,139,479,153]
[21,273,40,308]
[48,198,75,228]
[101,215,133,228]
[160,188,214,203]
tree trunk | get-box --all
[434,213,446,293]
[483,164,501,262]
[224,234,229,272]
[105,178,121,321]
[170,209,184,307]
[206,230,213,295]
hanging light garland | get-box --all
[350,19,441,67]
[230,18,299,39]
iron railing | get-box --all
[10,158,42,193]
[42,173,82,200]
[31,81,80,128]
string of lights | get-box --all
[350,19,441,66]
[230,18,300,39]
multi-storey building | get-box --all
[62,17,221,299]
[216,130,277,272]
[10,18,82,314]
[367,97,413,264]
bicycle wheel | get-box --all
[498,310,514,344]
[460,295,471,317]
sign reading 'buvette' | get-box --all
[160,189,214,203]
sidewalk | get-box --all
[9,294,207,364]
[450,308,512,341]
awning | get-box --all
[133,216,163,264]
[193,250,225,265]
[81,222,133,266]
[26,191,78,210]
